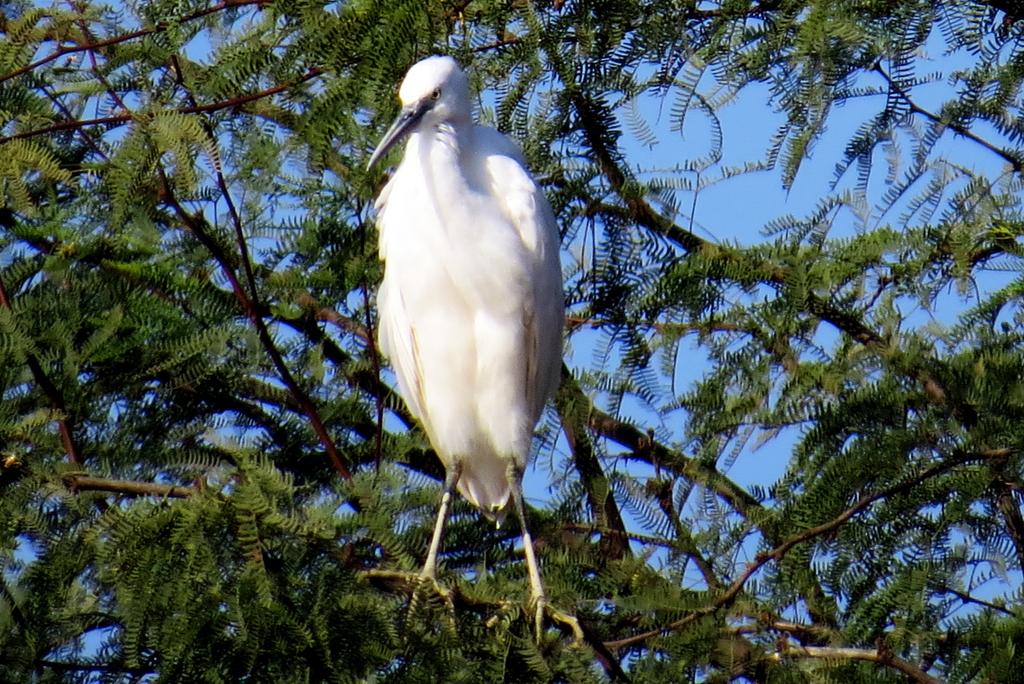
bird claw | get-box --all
[411,572,454,609]
[407,574,457,635]
[545,603,585,645]
[530,595,584,645]
[361,567,457,631]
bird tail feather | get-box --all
[457,456,511,527]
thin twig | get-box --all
[873,63,1023,173]
[0,69,323,145]
[160,176,351,479]
[0,0,267,86]
[603,452,979,651]
[936,585,1014,615]
[48,11,348,484]
[155,54,350,480]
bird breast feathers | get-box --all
[376,130,553,310]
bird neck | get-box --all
[408,121,479,198]
[408,121,487,229]
[414,120,472,164]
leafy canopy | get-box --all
[0,0,1023,681]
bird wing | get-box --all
[480,130,564,423]
[376,278,429,426]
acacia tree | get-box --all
[0,0,1022,681]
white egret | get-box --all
[368,55,575,638]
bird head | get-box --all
[367,55,472,169]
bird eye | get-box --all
[431,88,441,100]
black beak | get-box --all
[367,99,431,170]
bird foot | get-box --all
[546,603,585,645]
[412,571,454,609]
[362,568,451,601]
[364,568,457,630]
[407,573,457,634]
[531,596,584,645]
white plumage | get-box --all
[369,56,573,637]
[371,56,562,520]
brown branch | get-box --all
[561,359,851,623]
[156,53,350,480]
[20,30,347,482]
[0,571,28,631]
[936,585,1014,615]
[556,368,849,627]
[0,0,267,86]
[650,478,721,590]
[993,477,1024,571]
[0,273,83,466]
[873,63,1023,173]
[572,85,999,436]
[38,83,110,161]
[0,68,323,145]
[731,618,834,643]
[556,365,631,560]
[34,660,154,676]
[571,92,704,252]
[585,402,762,518]
[603,452,975,652]
[296,292,371,344]
[274,308,415,427]
[159,176,351,479]
[65,475,195,498]
[775,644,941,684]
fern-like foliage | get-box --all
[0,0,1022,681]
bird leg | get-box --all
[406,464,461,631]
[421,463,461,580]
[508,463,584,644]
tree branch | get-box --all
[34,659,155,676]
[0,0,268,86]
[159,177,351,479]
[585,403,761,517]
[873,63,1023,173]
[65,475,195,498]
[775,644,941,684]
[569,88,979,424]
[603,451,977,651]
[556,365,631,560]
[0,272,83,467]
[0,68,323,145]
[935,585,1014,615]
[362,569,630,682]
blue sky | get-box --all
[517,23,1023,615]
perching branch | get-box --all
[362,569,630,682]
